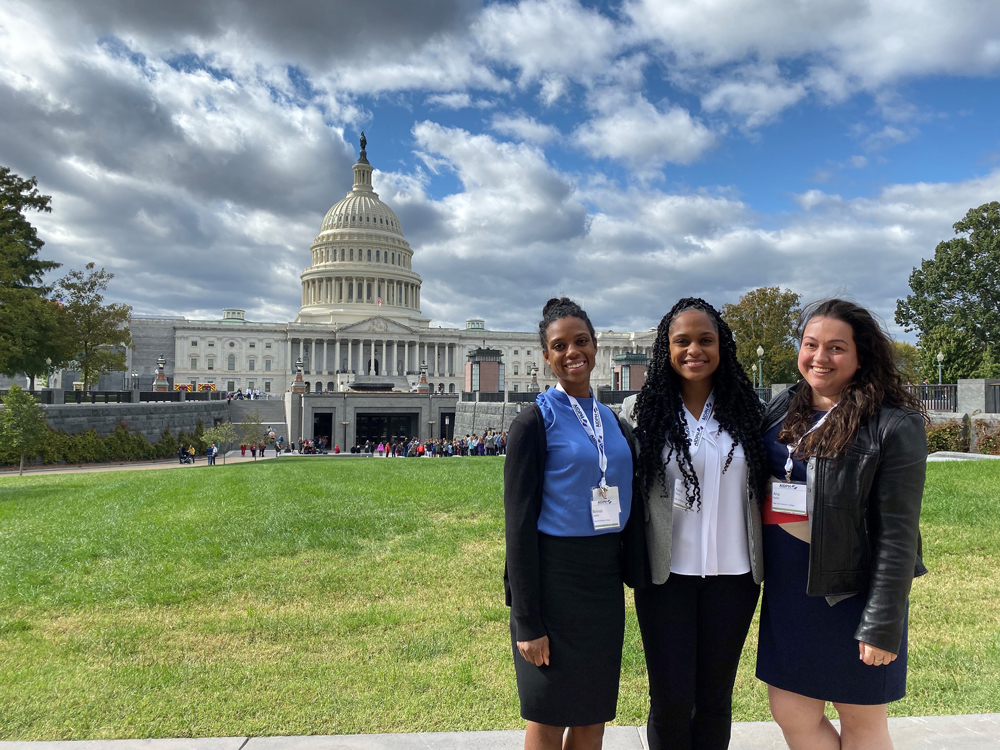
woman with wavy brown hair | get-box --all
[756,299,927,750]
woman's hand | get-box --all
[517,635,550,666]
[859,640,897,667]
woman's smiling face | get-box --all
[542,315,596,393]
[798,315,860,400]
[668,309,720,386]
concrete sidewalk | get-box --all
[2,714,998,750]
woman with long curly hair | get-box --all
[756,299,927,750]
[620,298,767,750]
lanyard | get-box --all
[556,383,608,489]
[683,393,715,460]
[784,404,837,481]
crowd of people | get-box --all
[287,430,508,457]
[504,296,926,750]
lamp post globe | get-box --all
[756,345,765,388]
[936,351,944,385]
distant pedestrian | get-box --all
[240,444,246,456]
[250,444,257,459]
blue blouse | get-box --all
[536,388,633,536]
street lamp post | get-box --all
[751,363,757,389]
[131,370,138,390]
[937,351,944,385]
[756,345,765,389]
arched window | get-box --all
[449,383,456,393]
[327,381,335,391]
[227,354,235,371]
[366,282,372,301]
[304,382,311,393]
[348,283,353,301]
[340,248,344,261]
[357,281,363,299]
[349,248,354,261]
[367,249,371,262]
[376,250,380,262]
[392,252,395,264]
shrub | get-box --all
[926,420,968,453]
[974,421,1000,456]
[154,428,178,459]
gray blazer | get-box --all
[620,394,764,586]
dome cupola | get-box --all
[296,134,426,328]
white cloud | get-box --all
[701,65,808,127]
[490,113,561,144]
[475,0,623,86]
[574,91,716,168]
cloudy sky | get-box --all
[2,0,999,334]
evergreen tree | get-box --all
[0,167,67,385]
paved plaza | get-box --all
[1,715,998,750]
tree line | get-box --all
[1,166,131,391]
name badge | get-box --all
[673,478,694,512]
[591,486,621,530]
[772,482,808,516]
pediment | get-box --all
[337,316,418,335]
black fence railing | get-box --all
[507,392,539,402]
[904,384,957,412]
[991,384,1000,413]
[754,387,773,403]
[598,390,640,405]
[64,390,133,404]
[0,389,56,404]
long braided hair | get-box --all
[634,298,769,510]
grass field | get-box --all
[0,458,998,740]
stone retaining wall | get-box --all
[2,402,233,444]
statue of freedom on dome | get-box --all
[360,132,367,153]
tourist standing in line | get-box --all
[621,298,767,750]
[504,297,645,750]
[756,299,927,750]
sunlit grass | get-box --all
[0,459,996,739]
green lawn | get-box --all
[0,458,997,739]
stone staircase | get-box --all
[228,399,288,442]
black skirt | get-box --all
[756,526,908,704]
[511,532,625,726]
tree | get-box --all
[237,408,268,459]
[896,202,1000,380]
[204,421,239,464]
[721,286,802,386]
[0,167,66,385]
[55,263,133,390]
[0,385,49,475]
[892,341,922,384]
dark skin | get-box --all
[518,315,604,750]
[668,310,721,415]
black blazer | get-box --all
[503,404,649,642]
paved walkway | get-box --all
[2,715,998,749]
[0,451,280,477]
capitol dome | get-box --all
[296,137,426,328]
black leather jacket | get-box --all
[764,385,928,654]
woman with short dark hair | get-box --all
[504,297,645,750]
[757,299,927,749]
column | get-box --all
[347,338,352,372]
[368,339,373,375]
[404,341,409,374]
[335,338,341,373]
[432,343,437,376]
[298,339,303,368]
[323,340,328,375]
[288,338,293,373]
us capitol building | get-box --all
[126,139,656,443]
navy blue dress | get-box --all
[755,421,908,705]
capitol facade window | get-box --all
[207,358,214,370]
[248,359,255,371]
[264,359,271,371]
[191,358,197,369]
[228,354,236,370]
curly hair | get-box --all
[779,298,926,458]
[537,296,596,351]
[634,298,769,510]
